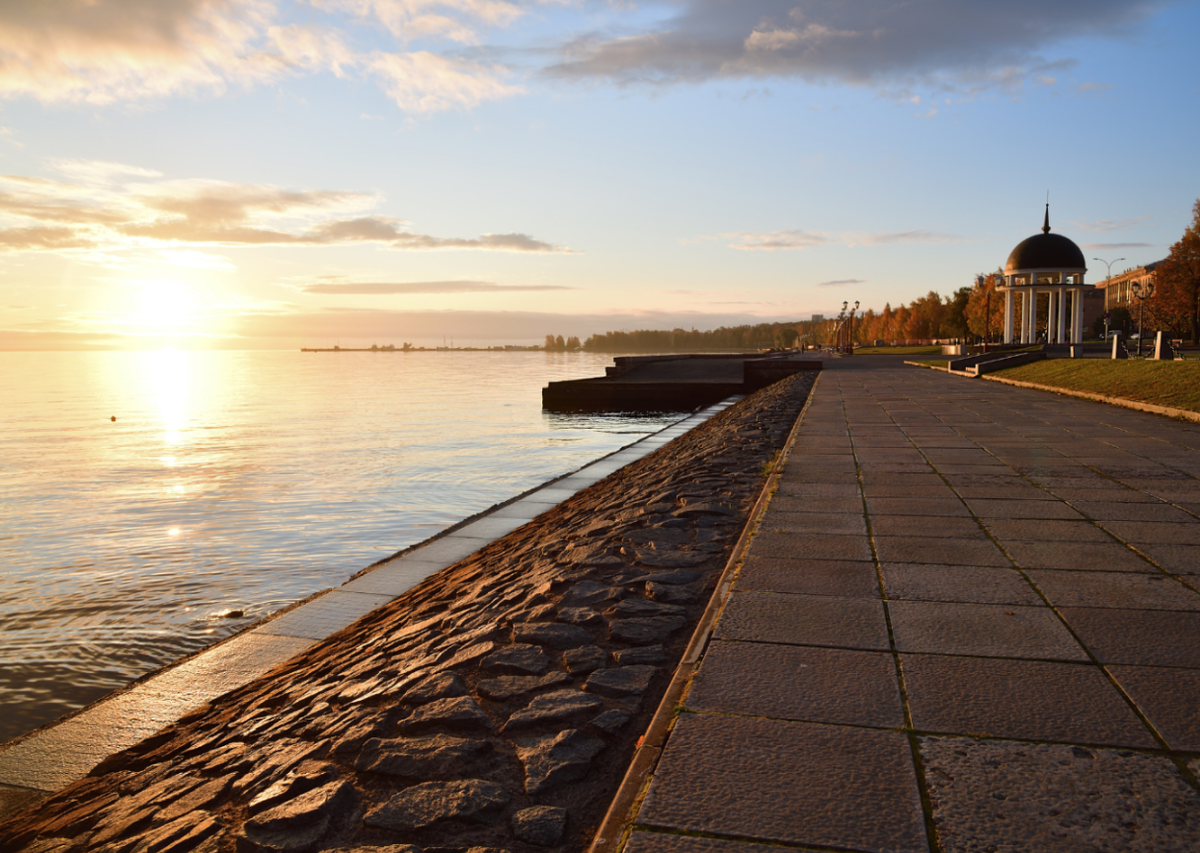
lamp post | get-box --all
[1131,279,1154,358]
[1093,256,1125,313]
[847,300,859,354]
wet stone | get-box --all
[363,779,511,831]
[248,761,340,815]
[613,645,666,665]
[401,696,493,734]
[634,551,711,569]
[646,582,697,604]
[141,812,221,853]
[642,570,702,585]
[477,671,570,701]
[242,779,355,852]
[326,846,421,853]
[516,729,606,794]
[611,599,685,618]
[511,805,569,847]
[480,644,549,675]
[626,529,691,548]
[558,581,620,608]
[503,689,603,732]
[558,607,603,626]
[564,644,608,675]
[676,502,736,517]
[232,740,329,799]
[443,641,496,669]
[590,710,632,734]
[586,665,657,698]
[610,616,687,644]
[512,622,593,650]
[356,735,491,778]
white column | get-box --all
[1004,288,1014,344]
[1080,289,1089,345]
[1056,287,1066,343]
[1025,289,1035,343]
[1047,287,1056,343]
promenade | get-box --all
[623,356,1200,853]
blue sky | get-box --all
[0,0,1197,348]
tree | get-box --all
[1153,199,1200,344]
[965,270,1007,341]
[565,336,581,350]
[943,286,972,340]
[544,334,557,350]
[776,327,799,348]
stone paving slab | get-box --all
[639,714,928,852]
[620,359,1200,852]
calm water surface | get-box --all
[0,350,683,743]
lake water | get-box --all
[0,350,683,743]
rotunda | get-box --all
[998,206,1091,344]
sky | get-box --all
[0,0,1198,349]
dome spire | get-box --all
[1043,202,1051,234]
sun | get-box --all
[132,280,196,331]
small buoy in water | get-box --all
[110,416,116,422]
[214,609,245,619]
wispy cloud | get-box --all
[1082,242,1154,250]
[818,278,866,287]
[717,228,962,251]
[298,279,575,294]
[1071,216,1153,232]
[0,161,570,255]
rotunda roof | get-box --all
[1005,205,1086,273]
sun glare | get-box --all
[133,280,196,332]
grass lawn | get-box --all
[908,358,950,369]
[854,345,943,355]
[995,359,1200,414]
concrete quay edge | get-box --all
[0,397,743,800]
[587,373,821,853]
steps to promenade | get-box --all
[618,358,1200,853]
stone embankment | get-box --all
[0,373,816,853]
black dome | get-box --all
[1005,232,1087,273]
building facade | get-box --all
[1099,261,1165,311]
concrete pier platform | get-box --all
[618,355,1200,852]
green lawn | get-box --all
[908,358,950,369]
[854,345,943,355]
[995,359,1200,414]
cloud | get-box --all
[1071,216,1153,232]
[719,228,961,251]
[818,278,866,287]
[724,230,832,251]
[367,51,522,112]
[0,0,526,113]
[545,1,1166,95]
[0,0,278,104]
[298,279,574,294]
[0,164,569,254]
[1082,242,1154,250]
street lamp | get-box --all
[1131,279,1154,358]
[1093,256,1125,314]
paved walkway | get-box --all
[0,399,740,806]
[622,357,1200,853]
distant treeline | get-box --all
[576,322,824,352]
